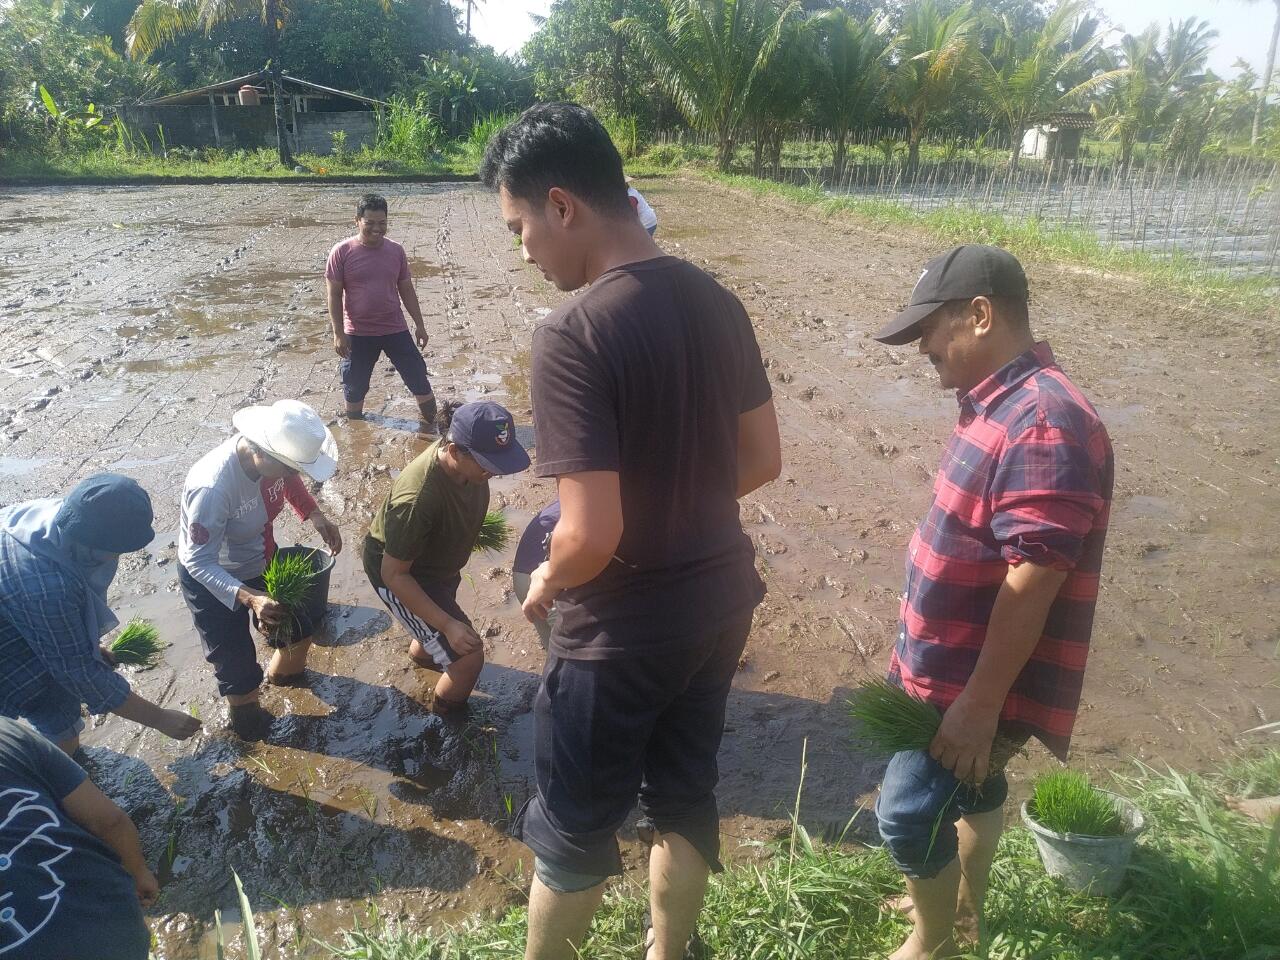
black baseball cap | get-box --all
[448,401,531,476]
[873,244,1029,345]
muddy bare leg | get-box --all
[890,858,960,960]
[415,392,437,427]
[648,831,709,960]
[1226,795,1280,823]
[268,637,312,683]
[435,649,483,707]
[954,807,1002,942]
[524,873,606,960]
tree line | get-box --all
[2,0,1276,173]
[526,0,1279,174]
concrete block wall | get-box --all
[295,112,376,155]
[121,105,375,155]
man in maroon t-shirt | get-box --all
[481,104,782,960]
[325,193,437,425]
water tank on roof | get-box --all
[237,85,261,106]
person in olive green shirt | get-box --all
[363,400,530,711]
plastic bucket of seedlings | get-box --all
[273,545,335,627]
[1021,778,1145,896]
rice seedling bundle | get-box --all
[473,510,513,554]
[1029,770,1124,837]
[847,678,942,754]
[846,678,1023,777]
[263,550,317,645]
[109,619,165,669]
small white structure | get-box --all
[1021,112,1094,161]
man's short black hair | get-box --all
[479,102,632,218]
[357,193,388,218]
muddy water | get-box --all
[1,180,1278,956]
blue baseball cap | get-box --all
[54,473,155,553]
[447,401,531,476]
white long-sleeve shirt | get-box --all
[178,437,267,609]
[628,187,658,231]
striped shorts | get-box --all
[373,576,469,666]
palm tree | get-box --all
[885,0,976,174]
[1092,18,1217,168]
[615,0,801,172]
[1243,0,1279,146]
[744,13,811,178]
[974,1,1122,172]
[125,0,384,167]
[810,8,889,182]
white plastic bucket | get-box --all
[1021,791,1145,896]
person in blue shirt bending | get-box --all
[0,474,201,754]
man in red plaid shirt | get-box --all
[871,245,1113,960]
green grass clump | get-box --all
[847,678,941,755]
[263,550,318,645]
[320,750,1280,960]
[109,619,164,669]
[473,510,513,554]
[1029,770,1125,837]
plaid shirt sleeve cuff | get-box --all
[78,665,131,715]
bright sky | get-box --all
[458,0,1273,79]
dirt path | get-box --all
[1,178,1276,957]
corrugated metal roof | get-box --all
[138,72,383,108]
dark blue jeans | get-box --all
[875,748,1011,879]
[339,330,433,404]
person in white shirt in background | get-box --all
[626,176,658,237]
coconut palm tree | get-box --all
[614,0,801,172]
[744,12,812,178]
[810,7,890,182]
[974,1,1123,172]
[1092,18,1217,168]
[1243,0,1279,146]
[885,0,976,174]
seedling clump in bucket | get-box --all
[1029,770,1124,837]
[263,550,317,645]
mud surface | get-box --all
[1,179,1277,957]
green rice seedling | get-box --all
[473,510,513,554]
[109,619,164,669]
[846,678,942,755]
[262,550,317,645]
[847,678,1023,780]
[1029,770,1124,837]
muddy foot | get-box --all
[1225,795,1280,823]
[266,669,311,688]
[228,703,275,742]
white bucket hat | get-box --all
[232,399,338,482]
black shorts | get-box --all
[372,575,472,665]
[511,609,755,878]
[179,564,319,697]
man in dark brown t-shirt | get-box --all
[481,103,782,960]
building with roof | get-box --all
[120,71,384,155]
[1020,112,1095,162]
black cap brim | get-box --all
[873,301,946,345]
[471,442,532,477]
